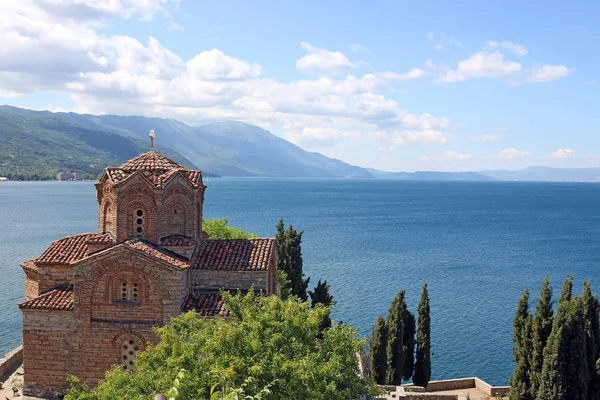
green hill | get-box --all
[35,109,374,178]
[0,107,197,180]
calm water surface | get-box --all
[1,179,600,385]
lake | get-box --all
[1,179,600,385]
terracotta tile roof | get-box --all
[194,238,275,271]
[36,233,115,265]
[127,239,191,269]
[183,291,229,316]
[120,151,183,172]
[86,233,115,245]
[183,170,203,187]
[21,259,38,273]
[106,168,128,184]
[160,234,197,246]
[103,152,203,189]
[19,285,74,311]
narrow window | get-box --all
[134,209,144,237]
[121,281,128,301]
[119,281,139,302]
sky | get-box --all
[1,0,599,172]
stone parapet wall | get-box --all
[0,346,23,380]
[377,377,510,400]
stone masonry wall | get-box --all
[24,273,40,301]
[22,310,77,398]
[192,270,269,294]
[37,265,74,294]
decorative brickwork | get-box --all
[19,149,278,398]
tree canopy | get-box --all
[65,292,378,400]
[202,218,259,240]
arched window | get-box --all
[120,338,140,371]
[171,204,185,234]
[134,208,145,237]
[103,202,114,234]
[120,281,139,302]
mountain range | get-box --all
[0,105,599,182]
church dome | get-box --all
[119,151,183,173]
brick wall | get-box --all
[37,264,74,293]
[24,273,40,301]
[22,310,77,398]
[192,270,270,293]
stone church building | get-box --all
[18,150,278,398]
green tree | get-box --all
[202,218,259,240]
[309,280,335,331]
[386,290,407,385]
[309,280,334,308]
[414,283,431,388]
[582,281,600,400]
[509,288,533,400]
[558,274,573,305]
[275,219,309,301]
[530,277,553,397]
[537,295,589,400]
[369,316,388,384]
[402,311,416,381]
[65,292,378,400]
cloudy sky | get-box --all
[1,0,599,172]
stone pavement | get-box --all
[0,364,43,400]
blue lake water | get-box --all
[2,179,600,385]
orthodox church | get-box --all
[18,142,278,398]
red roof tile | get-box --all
[194,239,275,271]
[21,259,38,273]
[183,292,229,316]
[160,234,197,246]
[127,239,191,269]
[19,286,74,311]
[120,151,183,172]
[36,233,115,265]
[103,152,203,189]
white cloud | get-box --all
[468,134,500,143]
[421,151,472,161]
[389,129,451,149]
[487,41,528,56]
[525,65,573,83]
[551,148,576,158]
[438,51,522,83]
[169,21,183,31]
[586,80,599,85]
[34,0,178,22]
[426,32,462,50]
[349,43,366,52]
[498,148,532,159]
[296,42,359,75]
[435,42,571,85]
[0,0,454,156]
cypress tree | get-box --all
[402,311,416,381]
[509,288,533,400]
[309,280,334,308]
[537,296,589,400]
[274,219,309,301]
[558,274,573,305]
[369,315,388,384]
[583,281,600,400]
[414,283,431,388]
[386,290,407,385]
[530,277,553,397]
[565,297,590,400]
[309,280,335,331]
[285,224,309,301]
